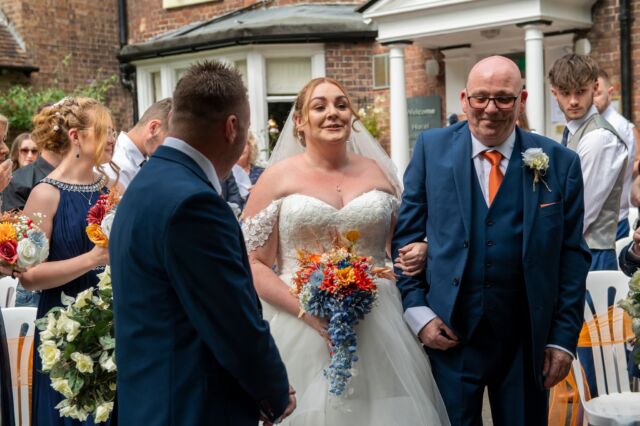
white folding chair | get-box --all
[0,277,17,308]
[628,208,639,236]
[2,307,36,426]
[616,236,633,267]
[572,271,640,425]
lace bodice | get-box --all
[243,190,397,275]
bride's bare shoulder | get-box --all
[244,155,305,214]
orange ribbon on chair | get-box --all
[548,308,634,426]
[6,335,34,426]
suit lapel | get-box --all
[451,126,473,237]
[519,129,541,258]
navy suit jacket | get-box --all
[392,123,591,384]
[110,146,289,426]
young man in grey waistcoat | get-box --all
[550,54,627,271]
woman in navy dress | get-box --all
[18,97,117,426]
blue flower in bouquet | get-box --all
[310,269,324,287]
[28,229,47,248]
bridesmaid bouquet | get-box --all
[0,211,49,271]
[86,191,120,248]
[292,230,386,397]
[619,271,640,364]
[35,267,116,422]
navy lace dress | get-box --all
[31,177,114,426]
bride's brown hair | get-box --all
[292,77,361,147]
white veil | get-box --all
[267,108,403,197]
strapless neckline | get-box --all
[280,189,395,212]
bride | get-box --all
[242,77,449,425]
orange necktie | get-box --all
[482,150,503,205]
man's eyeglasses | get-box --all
[20,148,38,155]
[466,91,521,110]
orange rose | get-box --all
[86,224,109,248]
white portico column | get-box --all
[386,42,412,176]
[519,20,551,134]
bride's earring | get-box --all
[296,131,305,146]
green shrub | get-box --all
[0,74,118,133]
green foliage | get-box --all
[0,74,118,133]
[358,103,385,139]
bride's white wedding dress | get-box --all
[243,189,449,426]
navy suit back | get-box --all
[456,142,527,339]
[110,146,289,426]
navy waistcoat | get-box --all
[455,137,528,339]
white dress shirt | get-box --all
[403,129,572,356]
[567,106,628,234]
[163,137,222,195]
[105,132,147,189]
[601,104,637,222]
[232,164,252,200]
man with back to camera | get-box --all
[109,60,295,425]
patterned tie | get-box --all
[482,150,503,206]
[561,126,570,147]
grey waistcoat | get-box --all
[567,113,627,250]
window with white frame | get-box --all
[134,45,324,158]
[373,54,389,89]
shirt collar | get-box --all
[163,137,222,194]
[566,105,598,135]
[118,131,146,167]
[471,129,516,160]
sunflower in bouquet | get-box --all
[291,230,389,397]
[0,211,49,272]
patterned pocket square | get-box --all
[539,202,560,208]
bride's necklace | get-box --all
[335,169,346,193]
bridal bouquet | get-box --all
[86,191,120,248]
[292,230,385,397]
[0,211,49,271]
[35,267,116,422]
[619,271,640,364]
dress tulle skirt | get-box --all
[263,277,450,426]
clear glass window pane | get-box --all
[373,55,389,89]
[266,58,311,96]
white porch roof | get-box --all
[362,0,597,51]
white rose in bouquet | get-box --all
[16,238,41,268]
[40,340,61,371]
[71,352,94,374]
[51,377,75,398]
[100,211,116,239]
[94,402,114,423]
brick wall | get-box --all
[588,0,640,124]
[127,0,362,43]
[0,0,133,131]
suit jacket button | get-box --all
[486,219,494,226]
[486,240,494,247]
[463,240,469,248]
[452,278,459,286]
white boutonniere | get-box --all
[522,148,551,192]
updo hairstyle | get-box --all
[292,77,360,147]
[32,97,111,165]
